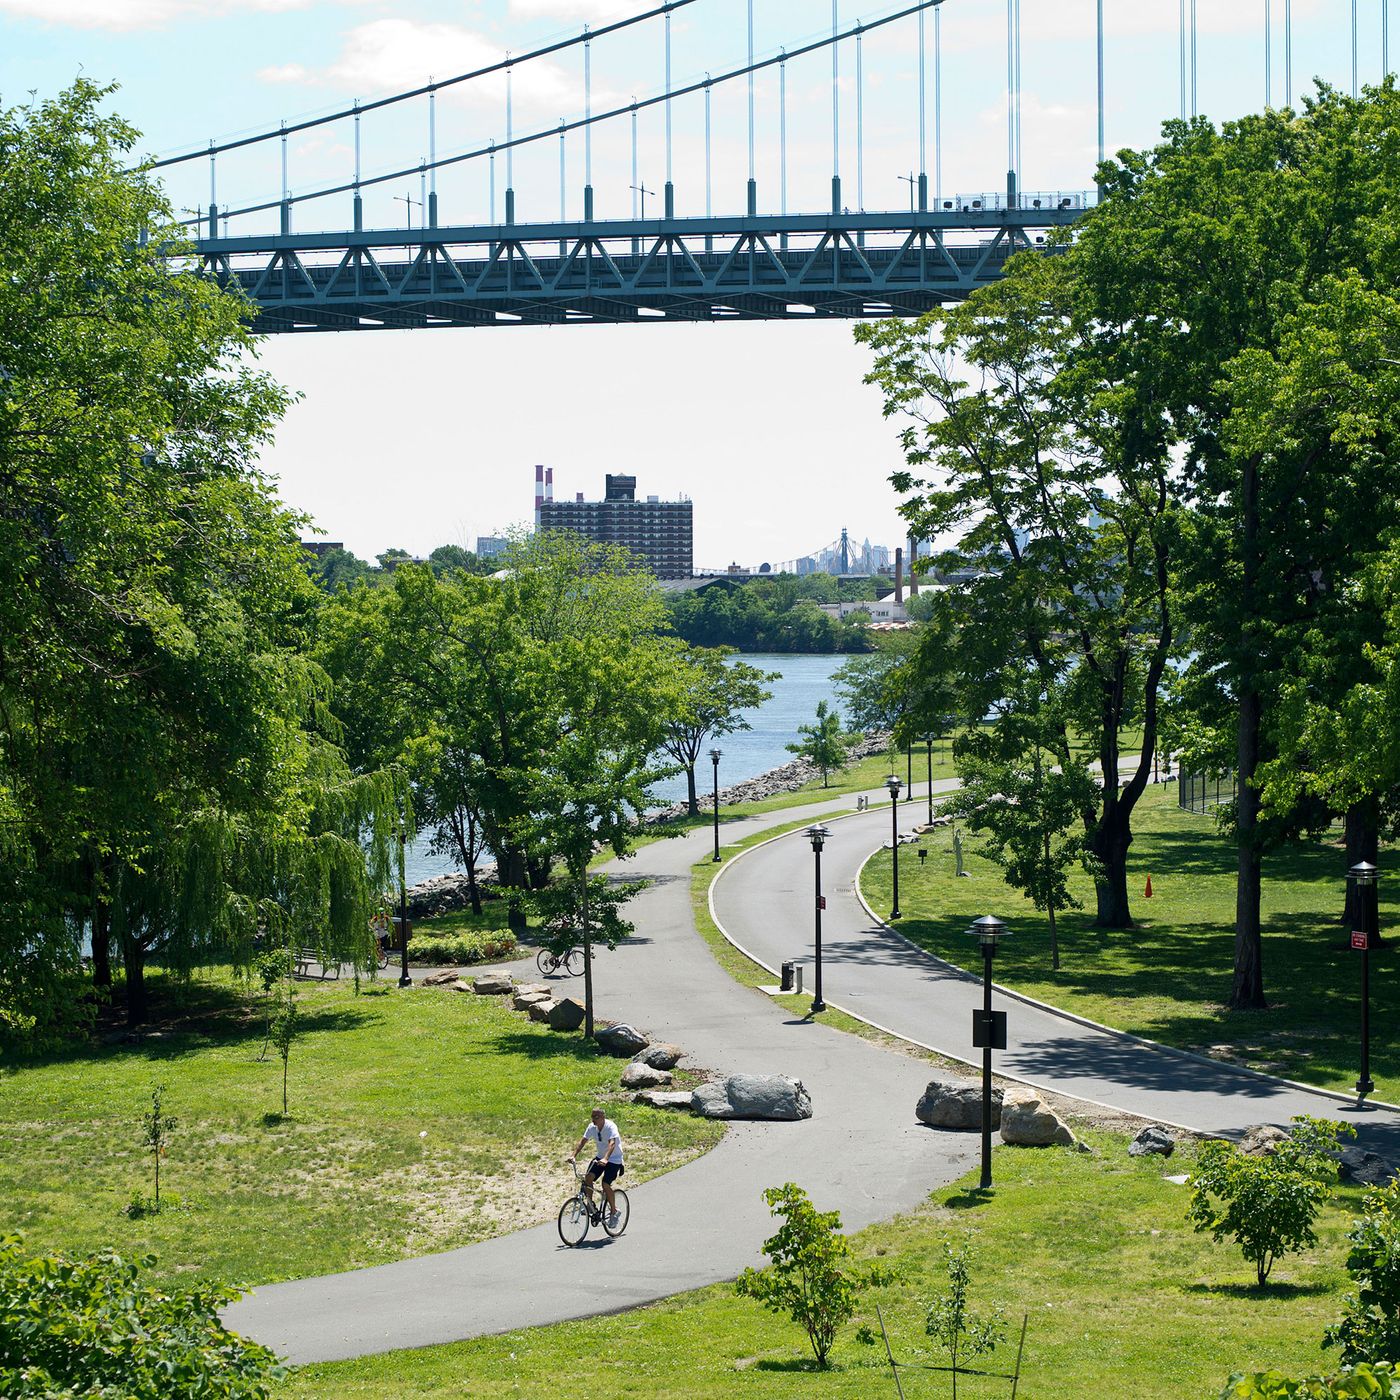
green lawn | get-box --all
[861,782,1398,1100]
[282,1128,1359,1398]
[0,972,720,1291]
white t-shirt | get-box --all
[584,1118,623,1165]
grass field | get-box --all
[0,972,720,1290]
[282,1126,1360,1398]
[861,782,1399,1101]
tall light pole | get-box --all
[397,820,412,988]
[808,824,830,1014]
[709,747,723,863]
[924,732,935,825]
[1349,861,1379,1103]
[968,914,1011,1189]
[886,775,903,918]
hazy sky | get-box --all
[3,0,1383,566]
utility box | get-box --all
[780,961,804,996]
[972,1009,1008,1050]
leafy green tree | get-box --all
[1326,1180,1400,1365]
[311,546,373,592]
[269,987,299,1119]
[1189,1116,1351,1287]
[0,1235,283,1399]
[139,1085,177,1215]
[787,701,851,788]
[659,648,777,815]
[735,1183,887,1368]
[923,1243,1006,1399]
[1221,1364,1399,1398]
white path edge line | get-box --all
[708,812,1207,1137]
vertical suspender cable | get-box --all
[583,26,593,219]
[353,101,362,230]
[1353,0,1359,96]
[780,49,788,218]
[1385,0,1390,77]
[1179,0,1186,119]
[705,79,713,216]
[1015,0,1022,185]
[631,101,639,218]
[1006,0,1016,201]
[489,141,496,224]
[1265,0,1271,107]
[918,7,927,207]
[428,86,437,223]
[935,3,942,206]
[664,11,674,215]
[506,60,515,222]
[857,25,865,211]
[559,120,566,222]
[1096,0,1105,169]
[747,0,756,213]
[280,120,289,233]
[832,0,841,212]
[208,140,216,234]
[1191,0,1197,117]
[419,162,426,229]
[1286,0,1292,106]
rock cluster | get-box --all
[1128,1126,1176,1158]
[916,1079,1002,1131]
[403,868,500,919]
[595,1023,650,1057]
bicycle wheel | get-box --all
[563,947,585,977]
[557,1194,590,1247]
[536,948,557,978]
[602,1189,629,1238]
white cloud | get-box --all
[259,63,309,84]
[508,0,658,21]
[0,0,314,30]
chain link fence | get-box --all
[1177,770,1236,814]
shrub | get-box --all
[1327,1180,1400,1365]
[1219,1362,1398,1397]
[736,1182,888,1368]
[409,930,518,966]
[1189,1116,1350,1287]
[0,1234,283,1398]
[924,1243,1006,1386]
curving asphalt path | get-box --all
[712,798,1400,1155]
[223,785,978,1365]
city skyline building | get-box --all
[537,470,693,579]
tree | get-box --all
[735,1183,886,1369]
[1326,1180,1400,1366]
[923,1244,1006,1400]
[787,701,851,788]
[138,1085,176,1216]
[1189,1116,1351,1287]
[269,986,298,1119]
[311,546,373,592]
[658,647,777,815]
[1220,1365,1399,1398]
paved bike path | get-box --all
[223,789,978,1364]
[712,800,1400,1156]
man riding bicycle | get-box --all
[569,1108,624,1226]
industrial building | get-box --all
[534,467,693,579]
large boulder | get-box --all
[1000,1095,1078,1148]
[633,1089,696,1111]
[595,1023,650,1057]
[546,998,586,1032]
[621,1062,672,1090]
[527,999,557,1023]
[1239,1124,1290,1157]
[1128,1126,1176,1159]
[421,969,461,987]
[1339,1147,1398,1187]
[633,1043,684,1071]
[512,988,551,1012]
[916,1079,1002,1131]
[472,971,514,996]
[692,1074,812,1121]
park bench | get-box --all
[293,947,340,980]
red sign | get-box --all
[818,896,827,910]
[1352,930,1370,951]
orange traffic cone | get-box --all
[1144,874,1153,898]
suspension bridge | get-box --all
[150,0,1394,334]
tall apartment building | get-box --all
[536,471,693,579]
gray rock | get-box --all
[692,1074,812,1121]
[449,979,474,993]
[633,1043,684,1071]
[527,999,557,1023]
[1339,1147,1398,1187]
[1239,1124,1290,1157]
[1128,1126,1176,1159]
[421,968,461,987]
[546,998,586,1032]
[595,1023,650,1057]
[916,1079,1002,1131]
[512,989,551,1011]
[621,1062,672,1089]
[632,1090,696,1111]
[403,867,501,920]
[514,983,550,999]
[1000,1095,1077,1148]
[472,971,514,996]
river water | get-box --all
[402,652,848,886]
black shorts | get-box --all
[587,1160,624,1185]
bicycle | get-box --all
[536,945,584,978]
[557,1158,629,1247]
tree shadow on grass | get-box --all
[482,1029,619,1066]
[1182,1280,1332,1299]
[752,1357,831,1373]
[940,1186,995,1210]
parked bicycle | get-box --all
[557,1159,629,1247]
[536,945,584,978]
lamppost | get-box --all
[807,824,830,1014]
[906,737,913,793]
[397,821,412,988]
[1349,861,1379,1103]
[886,775,903,918]
[967,914,1011,1189]
[709,747,723,863]
[923,732,936,825]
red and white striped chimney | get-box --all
[545,466,554,502]
[534,464,545,527]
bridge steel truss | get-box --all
[194,205,1082,333]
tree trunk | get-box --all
[685,763,699,818]
[122,931,147,1027]
[91,854,112,991]
[1231,457,1268,1011]
[1343,799,1383,946]
[580,869,593,1040]
[1045,828,1061,971]
[1089,809,1134,929]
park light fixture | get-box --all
[397,820,412,988]
[709,747,723,863]
[923,731,936,824]
[1348,860,1380,1103]
[965,914,1012,1188]
[807,824,830,1014]
[886,775,903,919]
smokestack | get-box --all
[894,547,904,606]
[534,464,544,526]
[908,535,920,596]
[545,466,554,502]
